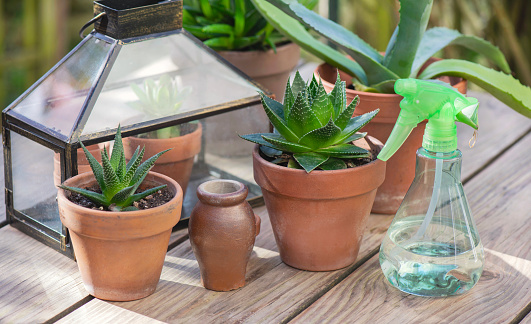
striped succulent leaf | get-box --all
[59,125,170,211]
[240,71,379,172]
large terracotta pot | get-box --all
[122,123,202,196]
[316,62,467,214]
[57,171,183,301]
[253,137,386,271]
[207,43,300,157]
[189,179,261,291]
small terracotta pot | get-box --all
[53,144,103,186]
[316,62,466,214]
[253,137,386,271]
[122,123,202,196]
[57,171,183,301]
[218,42,300,100]
[189,180,260,291]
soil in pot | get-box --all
[316,62,466,215]
[58,171,183,301]
[253,137,386,271]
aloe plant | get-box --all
[183,0,317,51]
[252,0,531,118]
[240,71,379,172]
[59,126,170,211]
[130,75,192,139]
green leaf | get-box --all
[234,0,246,37]
[383,0,433,78]
[310,81,334,125]
[287,90,323,137]
[101,147,121,199]
[79,142,105,191]
[131,149,171,185]
[293,152,329,173]
[251,0,368,84]
[109,125,124,169]
[298,118,342,149]
[260,145,283,157]
[260,92,284,120]
[319,157,346,170]
[291,71,306,96]
[239,133,285,151]
[204,37,234,50]
[315,143,369,158]
[110,184,137,205]
[259,93,299,142]
[283,78,295,114]
[262,134,312,153]
[200,0,214,19]
[287,157,301,169]
[336,109,379,143]
[341,132,367,144]
[334,96,359,130]
[419,59,531,118]
[411,27,511,77]
[328,72,346,118]
[59,185,109,207]
[124,146,145,185]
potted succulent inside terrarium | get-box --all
[240,71,386,271]
[57,126,183,301]
[253,0,531,214]
[123,75,202,196]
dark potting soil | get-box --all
[66,185,174,211]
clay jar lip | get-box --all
[196,179,248,207]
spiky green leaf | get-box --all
[411,27,511,77]
[319,157,346,170]
[59,185,108,207]
[260,93,299,142]
[334,96,359,130]
[101,147,121,199]
[310,81,334,125]
[110,184,137,205]
[291,71,307,96]
[79,142,105,192]
[287,90,322,136]
[336,109,379,143]
[262,134,312,153]
[283,78,295,115]
[293,152,329,173]
[260,145,283,157]
[419,59,531,118]
[328,72,346,118]
[315,143,370,158]
[109,126,124,170]
[298,118,342,149]
[341,132,367,144]
[383,0,433,77]
[131,149,172,185]
[239,133,285,152]
[124,146,145,186]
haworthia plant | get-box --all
[252,0,531,118]
[59,125,170,212]
[240,71,379,172]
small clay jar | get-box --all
[189,180,261,291]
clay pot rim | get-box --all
[216,41,298,56]
[58,171,183,219]
[315,61,467,98]
[253,142,383,177]
[124,123,202,145]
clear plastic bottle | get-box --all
[379,147,484,297]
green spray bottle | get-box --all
[378,78,484,297]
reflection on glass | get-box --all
[11,132,61,233]
[83,32,260,135]
[11,36,112,137]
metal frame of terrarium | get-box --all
[2,0,268,258]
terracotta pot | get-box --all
[253,137,386,271]
[53,144,103,186]
[57,171,183,301]
[122,123,202,196]
[189,180,261,291]
[218,42,301,100]
[207,43,300,157]
[316,62,467,214]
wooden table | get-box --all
[1,81,530,323]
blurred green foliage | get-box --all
[336,0,530,86]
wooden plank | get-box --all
[292,133,531,324]
[0,226,84,323]
[56,206,394,323]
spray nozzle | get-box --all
[378,79,479,161]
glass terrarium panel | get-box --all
[82,32,261,135]
[11,132,61,233]
[9,35,112,137]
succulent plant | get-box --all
[130,75,192,139]
[59,126,170,212]
[253,0,531,118]
[240,71,379,172]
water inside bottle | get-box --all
[380,216,484,297]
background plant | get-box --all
[252,0,531,118]
[183,0,317,51]
[130,75,192,139]
[59,126,170,211]
[240,71,379,172]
